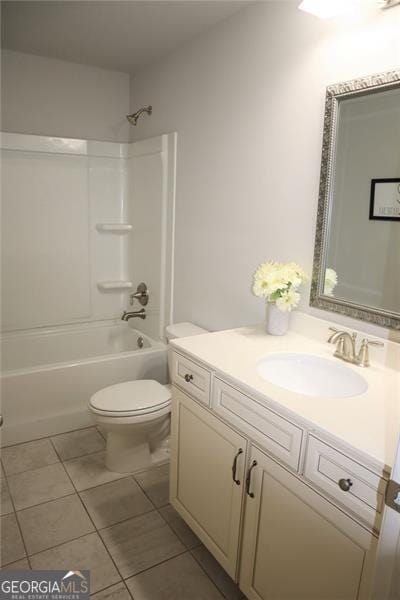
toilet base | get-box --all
[104,413,171,473]
[105,432,170,472]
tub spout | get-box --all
[121,309,146,321]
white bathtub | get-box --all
[0,321,168,446]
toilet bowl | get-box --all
[88,322,208,473]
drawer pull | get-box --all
[338,478,353,492]
[184,373,194,383]
[232,448,243,485]
[246,460,258,498]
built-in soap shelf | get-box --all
[96,223,133,233]
[97,281,133,291]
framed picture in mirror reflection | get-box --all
[369,178,400,221]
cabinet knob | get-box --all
[184,373,194,383]
[338,478,353,492]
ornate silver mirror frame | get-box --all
[310,70,400,330]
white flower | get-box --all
[324,268,338,297]
[252,260,307,306]
[276,288,300,312]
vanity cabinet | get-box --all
[169,350,381,600]
[170,385,247,578]
[240,446,376,600]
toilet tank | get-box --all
[165,322,208,341]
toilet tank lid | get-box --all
[166,322,208,340]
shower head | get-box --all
[126,106,152,126]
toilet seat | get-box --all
[89,380,171,418]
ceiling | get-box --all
[1,1,251,74]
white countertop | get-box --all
[171,316,400,472]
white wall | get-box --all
[1,50,131,142]
[129,1,400,336]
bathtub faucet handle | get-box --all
[130,282,149,306]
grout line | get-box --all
[189,548,234,600]
[75,475,133,495]
[59,447,108,463]
[1,425,97,451]
[77,494,127,586]
[27,530,102,562]
[94,507,157,533]
[129,475,158,510]
[121,580,134,600]
[96,426,107,441]
[122,548,190,582]
[155,505,202,551]
[15,492,78,515]
[1,457,61,478]
[2,469,31,566]
[90,580,132,599]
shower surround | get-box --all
[1,131,177,445]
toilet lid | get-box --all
[89,380,171,415]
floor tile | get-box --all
[91,582,132,600]
[134,464,170,508]
[192,545,245,600]
[96,426,106,440]
[1,558,30,570]
[30,532,120,594]
[80,477,153,529]
[18,494,94,555]
[1,439,59,476]
[159,505,201,549]
[99,510,185,578]
[7,463,74,511]
[125,552,224,600]
[0,513,26,566]
[0,479,14,516]
[51,427,105,461]
[64,452,125,491]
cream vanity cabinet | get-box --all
[170,350,380,600]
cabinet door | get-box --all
[170,385,247,579]
[240,446,377,600]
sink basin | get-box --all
[257,353,368,398]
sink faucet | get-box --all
[327,327,383,367]
[121,309,146,321]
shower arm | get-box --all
[126,106,152,126]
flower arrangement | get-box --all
[252,261,307,312]
[324,268,338,297]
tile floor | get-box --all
[0,426,246,599]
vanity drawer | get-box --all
[212,378,303,471]
[170,352,211,406]
[304,435,387,532]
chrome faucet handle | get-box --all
[129,282,149,306]
[356,338,384,368]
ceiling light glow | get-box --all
[298,0,358,19]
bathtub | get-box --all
[0,321,168,447]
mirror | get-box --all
[310,70,400,330]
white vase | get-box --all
[266,302,290,336]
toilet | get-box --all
[88,322,208,473]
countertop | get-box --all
[170,317,400,473]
